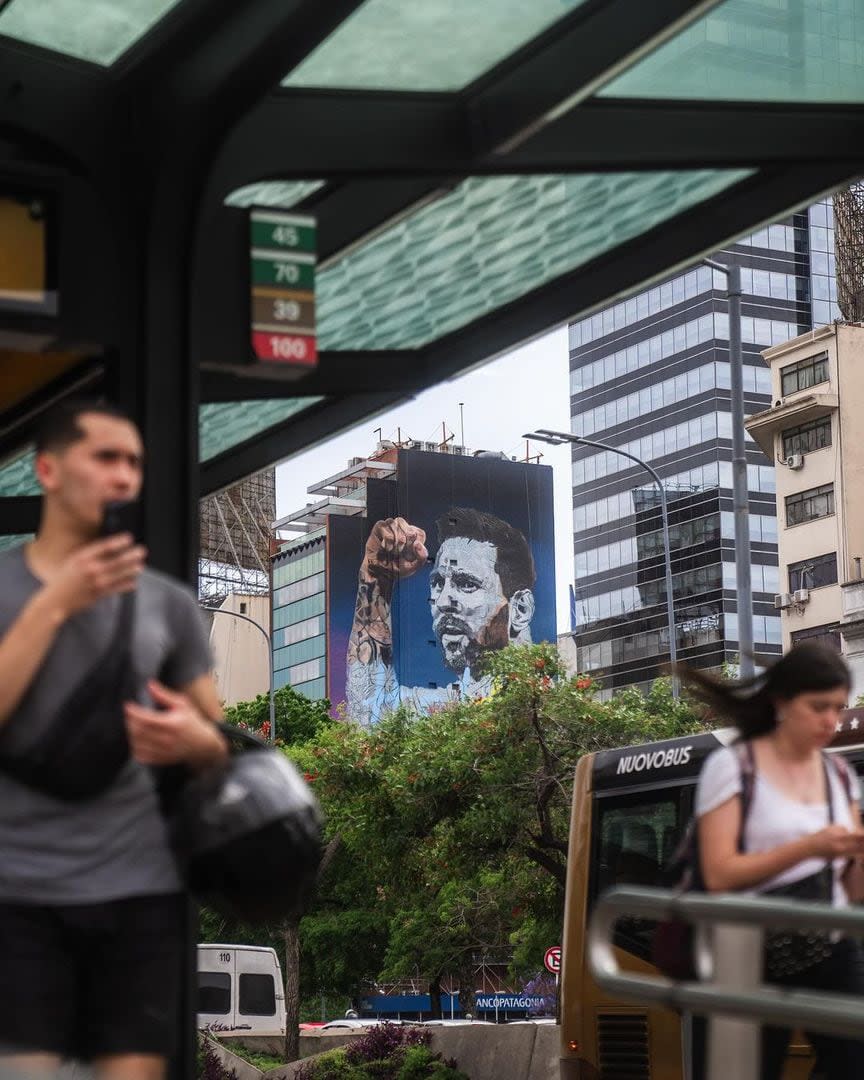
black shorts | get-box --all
[0,893,186,1061]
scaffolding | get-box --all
[833,182,864,321]
[198,469,275,605]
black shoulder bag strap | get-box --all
[0,591,137,801]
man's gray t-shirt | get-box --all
[0,546,213,904]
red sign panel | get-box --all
[252,331,317,366]
[544,946,561,974]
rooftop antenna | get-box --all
[458,402,465,448]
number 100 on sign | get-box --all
[252,332,317,365]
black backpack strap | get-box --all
[732,741,757,852]
[827,752,853,808]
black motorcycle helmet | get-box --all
[169,727,323,924]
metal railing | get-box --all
[589,886,864,1080]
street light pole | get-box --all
[703,258,755,679]
[203,604,276,742]
[526,429,679,699]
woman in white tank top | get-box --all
[685,643,864,1080]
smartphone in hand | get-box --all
[101,500,141,540]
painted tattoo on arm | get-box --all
[347,575,393,670]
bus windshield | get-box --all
[591,788,685,961]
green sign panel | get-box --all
[250,209,318,367]
[250,215,316,254]
[251,255,315,290]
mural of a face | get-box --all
[429,537,511,673]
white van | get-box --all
[197,944,286,1037]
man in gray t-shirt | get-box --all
[0,400,228,1078]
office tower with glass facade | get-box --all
[567,200,839,693]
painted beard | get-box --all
[434,615,482,673]
[434,605,511,674]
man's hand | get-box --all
[43,534,147,617]
[362,518,427,584]
[124,679,228,770]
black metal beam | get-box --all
[206,1,726,195]
[118,0,368,132]
[508,99,864,172]
[201,351,429,401]
[199,391,405,495]
[0,495,41,534]
[0,39,107,167]
[202,91,864,186]
[207,93,467,197]
[467,0,725,154]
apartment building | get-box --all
[746,322,864,698]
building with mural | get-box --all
[272,441,556,724]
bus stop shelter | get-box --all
[2,0,864,579]
[0,0,863,1069]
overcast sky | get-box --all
[274,326,574,634]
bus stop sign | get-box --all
[250,209,317,369]
[544,946,561,974]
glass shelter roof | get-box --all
[316,169,751,351]
[0,0,185,65]
[281,0,590,91]
[602,0,864,104]
[0,0,862,517]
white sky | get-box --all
[275,326,574,634]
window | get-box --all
[780,352,829,396]
[197,972,231,1015]
[785,484,834,527]
[788,552,838,592]
[781,416,831,459]
[239,974,276,1017]
[592,791,684,961]
[791,624,842,653]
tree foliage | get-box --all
[297,643,704,1004]
[204,644,706,1026]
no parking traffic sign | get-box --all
[544,946,561,974]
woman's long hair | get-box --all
[679,643,850,738]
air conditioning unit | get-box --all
[774,593,793,610]
[786,453,805,470]
[793,588,811,604]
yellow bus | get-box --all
[559,713,864,1080]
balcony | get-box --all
[745,393,838,458]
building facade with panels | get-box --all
[271,533,327,698]
[566,200,840,693]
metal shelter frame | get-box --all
[3,3,864,1074]
[2,1,864,571]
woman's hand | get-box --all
[808,824,864,859]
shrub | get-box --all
[344,1024,428,1064]
[294,1024,468,1080]
[198,1037,239,1080]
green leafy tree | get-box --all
[303,643,704,1013]
[222,683,334,744]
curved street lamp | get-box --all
[526,428,679,698]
